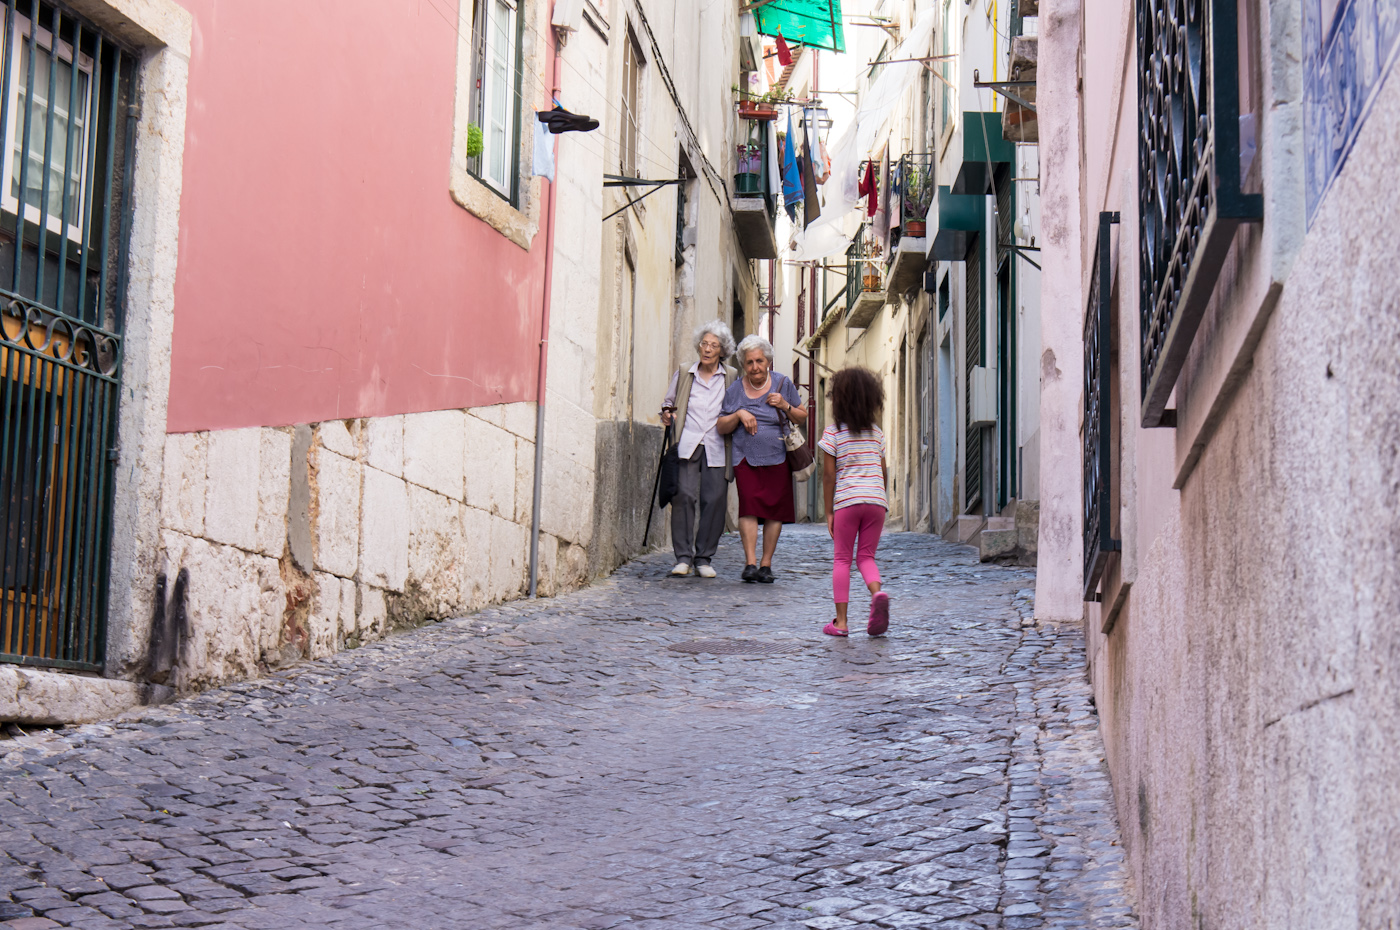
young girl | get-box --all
[818,367,890,637]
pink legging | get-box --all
[832,503,885,602]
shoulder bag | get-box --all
[779,405,816,481]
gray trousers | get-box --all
[672,446,729,564]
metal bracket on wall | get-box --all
[972,70,1037,112]
[601,175,683,221]
[998,242,1042,270]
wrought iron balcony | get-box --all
[1137,0,1262,427]
[886,154,933,298]
[1083,212,1120,601]
[731,118,778,260]
[894,153,935,240]
[845,222,885,329]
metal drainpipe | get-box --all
[528,21,564,599]
[767,259,775,344]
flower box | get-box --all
[737,101,778,121]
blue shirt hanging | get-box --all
[781,109,802,223]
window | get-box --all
[620,29,643,177]
[469,0,520,199]
[938,1,954,140]
[868,41,888,81]
[674,155,692,266]
[2,13,94,244]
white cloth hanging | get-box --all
[532,116,555,183]
[790,8,937,261]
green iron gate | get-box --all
[964,235,982,514]
[0,0,135,671]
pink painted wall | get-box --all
[166,0,545,432]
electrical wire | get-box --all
[414,0,699,184]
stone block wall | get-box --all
[156,401,590,691]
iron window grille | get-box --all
[1,0,135,672]
[1137,0,1262,427]
[1083,212,1120,601]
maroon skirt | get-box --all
[734,459,796,523]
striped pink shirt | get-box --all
[818,424,887,511]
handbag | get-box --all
[779,407,816,481]
[657,425,680,507]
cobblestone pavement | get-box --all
[0,528,1139,930]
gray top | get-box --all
[721,371,803,467]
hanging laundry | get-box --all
[858,159,877,217]
[872,148,890,251]
[888,160,902,240]
[776,32,793,67]
[781,110,802,222]
[532,116,555,182]
[801,116,821,227]
[765,119,780,202]
[813,133,831,185]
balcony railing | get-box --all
[844,222,886,328]
[894,153,934,241]
[733,119,776,220]
[731,118,779,259]
[845,223,874,300]
[1137,0,1262,427]
[1083,212,1120,601]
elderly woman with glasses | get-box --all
[716,334,807,583]
[660,320,739,578]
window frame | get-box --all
[620,26,643,178]
[2,12,95,246]
[468,0,523,204]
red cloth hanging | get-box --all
[776,33,793,67]
[858,160,878,217]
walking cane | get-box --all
[642,425,672,548]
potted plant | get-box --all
[734,142,764,193]
[467,123,484,159]
[902,164,933,237]
[737,98,779,120]
[734,87,792,120]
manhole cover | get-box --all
[668,638,803,656]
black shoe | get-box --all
[741,564,759,582]
[757,565,775,583]
[537,105,600,134]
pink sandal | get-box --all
[823,621,849,637]
[867,592,890,636]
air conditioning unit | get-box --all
[551,0,584,32]
[969,366,996,427]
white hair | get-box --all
[694,319,736,358]
[736,334,775,365]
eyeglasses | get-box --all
[700,340,722,350]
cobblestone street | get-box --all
[0,529,1137,930]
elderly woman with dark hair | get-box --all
[660,320,738,578]
[717,334,807,583]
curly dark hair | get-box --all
[830,367,884,434]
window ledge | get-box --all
[448,0,542,251]
[449,166,540,251]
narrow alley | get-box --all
[0,531,1135,930]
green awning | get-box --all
[752,0,845,53]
